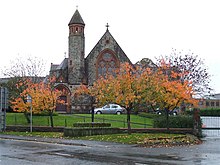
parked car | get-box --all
[94,104,126,115]
[155,108,178,116]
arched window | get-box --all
[96,50,119,78]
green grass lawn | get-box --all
[0,131,201,146]
[3,113,201,147]
[6,113,153,128]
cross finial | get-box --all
[76,5,78,9]
[106,23,109,31]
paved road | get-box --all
[0,134,220,165]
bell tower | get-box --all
[68,9,85,85]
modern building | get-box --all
[198,94,220,109]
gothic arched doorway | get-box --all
[54,84,71,113]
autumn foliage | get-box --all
[144,60,198,111]
[11,77,64,127]
[76,62,198,133]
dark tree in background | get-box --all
[156,48,211,97]
[0,56,46,115]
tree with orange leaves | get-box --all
[76,61,198,133]
[76,63,153,134]
[141,60,198,112]
[142,60,198,129]
[11,77,64,127]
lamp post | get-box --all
[27,95,32,132]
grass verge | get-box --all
[0,131,201,147]
[6,113,153,128]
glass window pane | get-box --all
[103,53,112,61]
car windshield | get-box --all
[104,105,110,108]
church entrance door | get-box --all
[56,96,67,112]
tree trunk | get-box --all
[24,111,30,124]
[127,109,131,134]
[165,108,169,131]
[91,106,94,123]
[49,111,54,128]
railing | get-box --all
[71,114,152,128]
[6,113,152,128]
[201,116,220,137]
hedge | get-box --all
[153,115,194,128]
[200,109,220,116]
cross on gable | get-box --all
[106,23,110,30]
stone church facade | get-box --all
[50,9,132,113]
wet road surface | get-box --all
[0,135,220,165]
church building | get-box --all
[50,9,132,113]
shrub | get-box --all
[153,115,194,128]
[200,108,220,116]
[153,114,203,137]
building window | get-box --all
[206,101,210,107]
[198,101,203,106]
[96,50,119,78]
[216,102,219,107]
[211,102,215,107]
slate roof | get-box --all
[203,94,220,100]
[56,58,68,70]
[68,9,85,25]
[50,58,68,71]
[50,64,59,71]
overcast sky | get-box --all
[0,0,219,93]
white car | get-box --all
[94,104,126,115]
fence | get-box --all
[6,113,152,128]
[72,114,152,128]
[201,116,220,137]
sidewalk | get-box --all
[0,134,87,146]
[1,134,220,164]
[0,133,128,148]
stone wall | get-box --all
[68,30,85,85]
[71,94,93,113]
[64,127,121,137]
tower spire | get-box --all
[68,9,85,25]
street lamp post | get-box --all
[27,95,32,132]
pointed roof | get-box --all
[86,29,133,66]
[68,9,85,26]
